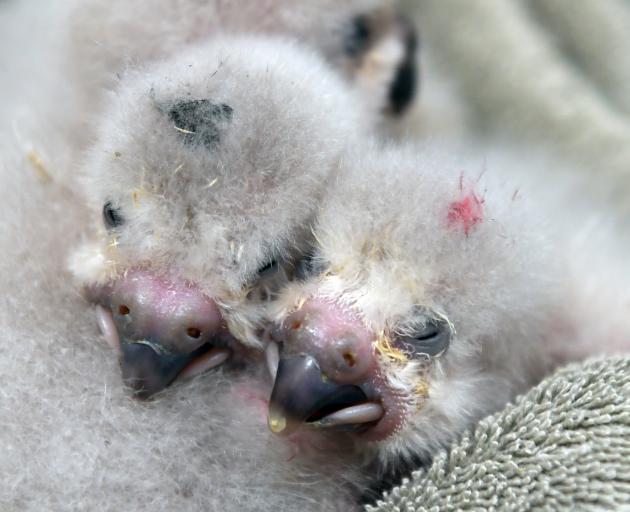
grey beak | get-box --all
[119,338,211,399]
[267,354,368,435]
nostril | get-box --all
[186,327,202,339]
[118,304,130,316]
[322,335,374,384]
[343,352,356,368]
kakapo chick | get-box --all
[61,0,418,146]
[265,141,630,478]
[69,35,369,398]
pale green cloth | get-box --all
[368,357,630,511]
[406,0,630,216]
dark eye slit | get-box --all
[103,201,124,229]
[258,258,279,275]
[397,315,452,358]
[414,327,439,341]
[294,248,321,280]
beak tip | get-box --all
[268,411,288,434]
[119,340,180,399]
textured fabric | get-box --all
[368,357,630,511]
[409,0,630,217]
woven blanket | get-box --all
[369,357,630,511]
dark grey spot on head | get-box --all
[168,99,233,147]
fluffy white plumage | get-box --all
[4,136,628,509]
[0,140,370,511]
[266,141,630,476]
[3,1,630,510]
[60,0,414,148]
[69,35,369,349]
[64,0,419,370]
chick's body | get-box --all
[69,35,370,395]
[267,142,628,475]
[0,140,367,512]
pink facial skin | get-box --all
[109,269,223,352]
[281,299,376,384]
[267,298,406,442]
[91,268,233,398]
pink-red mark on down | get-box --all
[447,192,484,236]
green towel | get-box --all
[408,0,630,216]
[368,357,630,511]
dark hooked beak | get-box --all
[95,305,230,400]
[119,338,216,399]
[267,353,383,435]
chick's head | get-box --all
[267,144,558,467]
[70,36,368,397]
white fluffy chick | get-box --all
[63,0,418,139]
[69,35,369,398]
[0,139,384,512]
[265,141,600,479]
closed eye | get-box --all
[413,324,440,341]
[246,258,286,302]
[293,248,327,280]
[293,250,315,280]
[103,201,124,229]
[397,316,452,358]
[257,259,279,278]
